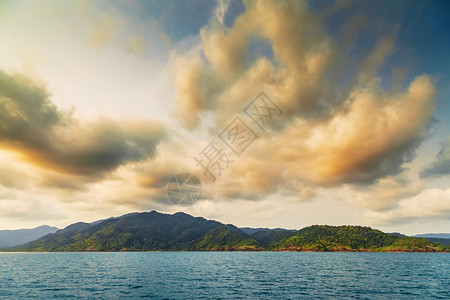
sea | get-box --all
[0,252,449,299]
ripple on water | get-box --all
[0,252,449,299]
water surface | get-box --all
[0,252,448,299]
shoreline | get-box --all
[1,249,449,253]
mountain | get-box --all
[413,233,450,239]
[422,238,450,245]
[412,234,450,245]
[387,232,407,237]
[272,225,450,252]
[239,227,296,235]
[9,211,260,251]
[2,212,449,252]
[0,225,59,248]
[240,227,297,248]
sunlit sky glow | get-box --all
[0,0,449,235]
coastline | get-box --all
[2,248,449,253]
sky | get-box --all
[0,0,449,235]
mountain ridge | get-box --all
[2,211,449,252]
[413,233,450,239]
[0,225,59,248]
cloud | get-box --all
[365,188,450,225]
[78,2,123,49]
[215,0,231,25]
[0,194,67,222]
[171,53,222,129]
[0,0,444,231]
[172,0,345,129]
[89,14,120,47]
[126,35,146,55]
[341,175,424,212]
[273,75,435,184]
[191,74,435,202]
[0,151,35,189]
[420,136,450,178]
[169,0,437,199]
[0,70,165,177]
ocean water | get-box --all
[0,252,449,299]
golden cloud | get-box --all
[169,0,437,201]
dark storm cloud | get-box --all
[0,71,60,150]
[0,70,165,176]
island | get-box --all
[3,211,449,253]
